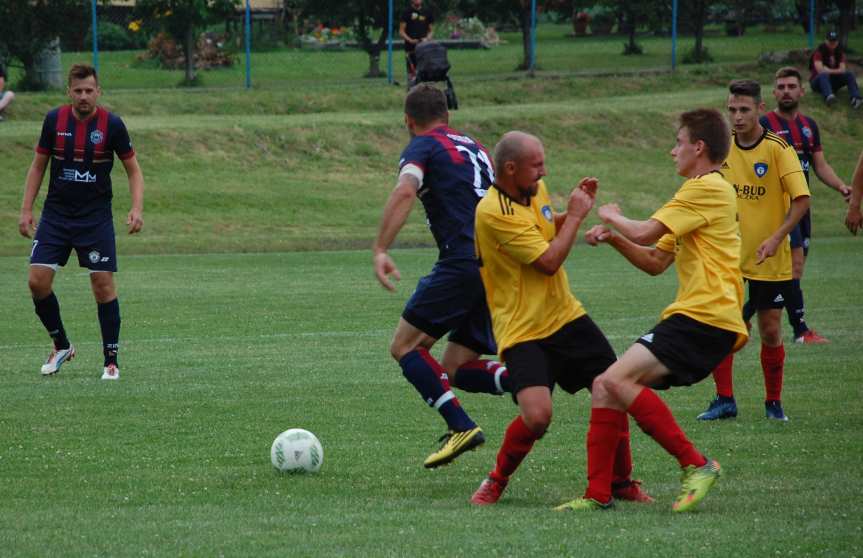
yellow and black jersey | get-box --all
[652,172,748,350]
[723,128,810,281]
[474,180,585,357]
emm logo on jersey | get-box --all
[61,169,97,183]
[754,162,769,177]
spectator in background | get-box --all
[809,31,862,109]
[0,61,15,120]
[845,151,863,235]
[400,0,434,85]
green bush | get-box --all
[85,21,146,51]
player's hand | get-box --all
[373,251,401,292]
[755,236,781,264]
[597,203,621,224]
[18,210,34,238]
[838,185,852,203]
[578,177,599,198]
[567,187,595,220]
[845,205,862,235]
[584,225,612,246]
[127,208,143,234]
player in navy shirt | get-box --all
[755,67,851,345]
[18,64,144,380]
[373,84,507,468]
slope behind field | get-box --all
[1,77,861,255]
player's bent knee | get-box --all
[521,406,552,435]
[591,375,615,404]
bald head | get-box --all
[493,131,542,172]
[493,131,546,201]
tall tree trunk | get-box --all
[835,0,854,49]
[693,0,706,61]
[184,25,196,83]
[518,4,531,71]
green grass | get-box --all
[0,242,860,556]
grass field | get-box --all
[1,24,862,556]
[1,243,861,556]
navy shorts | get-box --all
[30,216,117,272]
[635,314,737,389]
[402,258,496,356]
[789,210,811,255]
[502,315,616,401]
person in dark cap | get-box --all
[809,31,862,108]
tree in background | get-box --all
[307,0,390,78]
[0,0,85,89]
[134,0,237,85]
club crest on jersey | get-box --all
[89,130,105,145]
[754,162,768,177]
[541,205,553,222]
[88,250,101,264]
[802,127,812,138]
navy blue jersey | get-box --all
[760,112,821,183]
[399,125,494,259]
[36,105,134,221]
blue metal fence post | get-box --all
[808,0,815,50]
[387,0,394,84]
[244,0,252,89]
[671,0,678,71]
[529,0,537,75]
[91,0,100,74]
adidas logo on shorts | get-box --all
[773,294,785,303]
[640,333,654,343]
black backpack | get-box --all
[415,41,451,82]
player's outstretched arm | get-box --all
[122,155,144,234]
[19,153,49,238]
[597,203,669,246]
[845,151,863,235]
[585,225,674,276]
[756,195,810,264]
[372,175,418,291]
[811,150,851,201]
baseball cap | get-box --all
[826,31,838,41]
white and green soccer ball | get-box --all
[270,429,323,474]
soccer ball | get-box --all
[270,429,323,474]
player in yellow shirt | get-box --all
[559,108,748,513]
[469,131,652,506]
[697,80,810,422]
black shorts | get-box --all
[789,209,811,255]
[746,279,793,312]
[502,315,616,402]
[635,314,736,389]
[30,215,117,272]
[402,258,496,356]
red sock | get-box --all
[627,388,707,469]
[490,415,540,483]
[713,353,735,398]
[612,415,633,485]
[584,408,625,504]
[761,343,785,401]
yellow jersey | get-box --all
[723,129,810,281]
[653,171,749,351]
[474,180,586,357]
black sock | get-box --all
[786,279,808,338]
[33,292,70,350]
[97,298,121,366]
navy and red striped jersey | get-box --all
[760,112,821,182]
[36,105,134,221]
[399,125,494,259]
